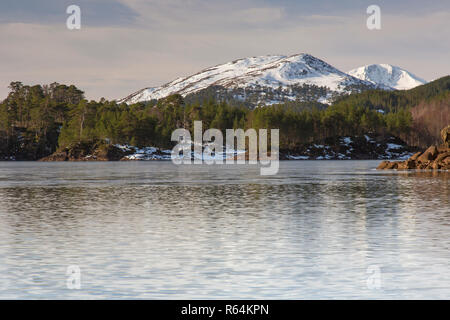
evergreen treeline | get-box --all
[1,77,448,160]
[333,76,450,113]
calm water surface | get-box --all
[0,161,448,299]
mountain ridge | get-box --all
[118,53,378,105]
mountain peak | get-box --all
[119,53,374,105]
[348,64,427,90]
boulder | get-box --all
[377,161,390,170]
[418,163,428,169]
[409,151,422,161]
[397,159,417,170]
[405,159,417,169]
[441,125,450,148]
[431,161,441,170]
[385,162,398,169]
[397,161,407,170]
[435,151,450,163]
[417,145,438,163]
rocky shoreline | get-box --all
[377,146,450,170]
[32,134,418,162]
[39,141,133,162]
[0,133,419,162]
[377,126,450,171]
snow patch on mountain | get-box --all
[119,53,375,105]
[348,64,426,90]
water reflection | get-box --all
[0,161,448,299]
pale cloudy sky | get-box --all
[0,0,449,100]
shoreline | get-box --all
[1,134,419,163]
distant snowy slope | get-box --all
[348,64,427,90]
[119,53,376,105]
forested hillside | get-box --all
[333,76,449,112]
[333,76,450,146]
[0,77,448,160]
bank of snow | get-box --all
[115,145,172,160]
[117,144,247,161]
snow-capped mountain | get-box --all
[348,64,427,90]
[119,53,376,105]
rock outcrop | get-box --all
[39,141,133,161]
[442,125,450,148]
[377,127,450,171]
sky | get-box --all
[0,0,449,100]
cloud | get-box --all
[260,0,450,16]
[223,7,285,25]
[0,0,138,26]
[0,0,448,101]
